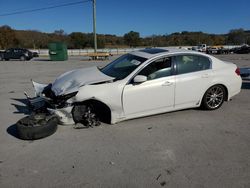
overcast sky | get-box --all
[0,0,249,36]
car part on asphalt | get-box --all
[16,113,58,140]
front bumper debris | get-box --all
[25,81,76,125]
[25,94,74,125]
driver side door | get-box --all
[122,57,175,118]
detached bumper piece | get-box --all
[16,113,58,140]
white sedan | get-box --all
[30,48,242,127]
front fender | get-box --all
[68,82,125,119]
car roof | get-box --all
[129,47,210,59]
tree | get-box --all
[123,31,141,47]
[227,29,246,44]
[54,29,66,36]
[15,30,49,49]
[0,25,19,49]
[69,32,87,49]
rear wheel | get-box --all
[201,85,226,110]
[20,56,26,61]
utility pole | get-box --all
[93,0,97,53]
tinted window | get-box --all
[176,55,210,74]
[138,57,172,80]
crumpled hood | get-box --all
[51,66,114,96]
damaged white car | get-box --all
[26,48,242,129]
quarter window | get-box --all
[176,55,211,74]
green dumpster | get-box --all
[48,42,68,61]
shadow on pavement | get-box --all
[6,124,20,139]
[11,98,30,114]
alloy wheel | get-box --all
[205,85,225,109]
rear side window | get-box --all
[176,55,211,74]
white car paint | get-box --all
[123,75,175,116]
[52,66,114,96]
[32,48,242,125]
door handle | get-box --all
[162,81,173,86]
[201,74,209,78]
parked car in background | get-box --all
[206,46,230,54]
[217,47,230,54]
[197,44,207,52]
[233,45,250,54]
[0,48,38,61]
[32,51,39,57]
[240,67,250,80]
[206,47,219,54]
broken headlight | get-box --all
[41,84,77,107]
[56,91,78,102]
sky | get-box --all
[0,0,249,37]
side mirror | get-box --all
[133,75,147,83]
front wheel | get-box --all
[72,104,100,128]
[201,85,226,110]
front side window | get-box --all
[138,57,172,80]
[101,54,147,80]
[176,55,211,74]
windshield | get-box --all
[101,54,147,80]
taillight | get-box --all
[235,68,240,76]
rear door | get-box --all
[174,54,213,107]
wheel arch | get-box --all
[73,98,112,124]
[200,83,229,106]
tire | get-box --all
[20,56,26,61]
[0,56,3,61]
[16,113,58,140]
[201,85,226,110]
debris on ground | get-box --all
[156,173,161,180]
[160,181,166,186]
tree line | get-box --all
[0,25,249,49]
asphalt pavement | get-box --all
[0,54,249,188]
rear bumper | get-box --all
[228,76,242,100]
